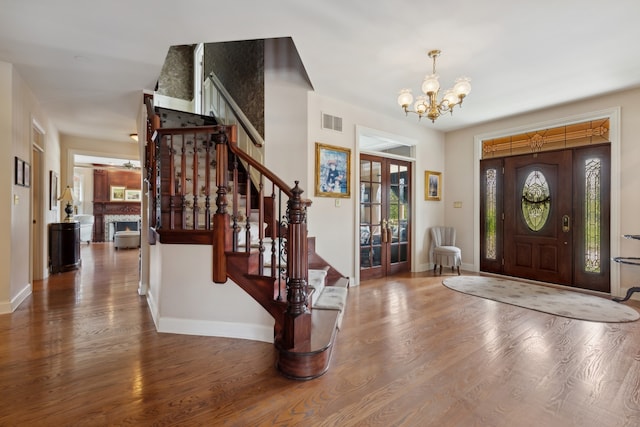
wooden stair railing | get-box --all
[145,116,343,379]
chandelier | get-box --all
[397,50,471,123]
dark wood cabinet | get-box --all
[49,222,81,273]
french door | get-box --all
[480,145,610,292]
[359,154,411,280]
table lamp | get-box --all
[58,186,76,222]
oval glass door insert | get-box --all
[521,170,550,231]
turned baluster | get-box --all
[204,135,212,230]
[269,188,277,279]
[168,135,176,229]
[154,133,162,229]
[231,154,240,251]
[180,136,187,229]
[192,133,199,230]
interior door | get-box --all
[359,154,411,280]
[503,151,573,285]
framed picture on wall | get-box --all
[23,162,31,188]
[425,170,442,201]
[124,189,141,202]
[314,143,351,198]
[15,157,24,186]
[49,171,58,210]
[110,186,126,201]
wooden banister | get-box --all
[146,114,342,379]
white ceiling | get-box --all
[2,0,640,143]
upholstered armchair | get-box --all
[430,226,461,275]
[74,214,94,244]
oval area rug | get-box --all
[443,276,640,323]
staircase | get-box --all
[144,104,348,380]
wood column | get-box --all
[212,129,230,283]
[282,181,311,350]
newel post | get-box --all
[282,181,311,349]
[212,127,231,283]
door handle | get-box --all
[381,219,388,243]
[562,215,570,232]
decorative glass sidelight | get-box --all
[585,158,602,273]
[521,170,550,232]
[485,168,497,259]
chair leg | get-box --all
[457,266,460,275]
[439,265,442,275]
[433,264,437,274]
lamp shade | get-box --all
[58,186,75,203]
[397,89,413,107]
[421,74,440,94]
[453,77,471,97]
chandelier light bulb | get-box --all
[443,89,459,108]
[397,89,414,108]
[421,74,440,94]
[453,77,472,97]
[414,96,428,114]
[397,49,471,123]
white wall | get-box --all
[264,38,311,190]
[1,61,61,313]
[0,62,12,311]
[444,87,640,296]
[307,93,445,283]
[147,243,274,342]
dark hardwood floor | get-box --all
[1,243,640,426]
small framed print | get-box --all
[23,162,31,188]
[110,186,126,201]
[124,189,142,202]
[425,170,442,201]
[15,157,24,186]
[49,171,58,210]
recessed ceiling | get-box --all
[2,1,640,142]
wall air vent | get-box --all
[322,113,343,132]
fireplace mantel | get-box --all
[93,202,141,242]
[92,169,142,242]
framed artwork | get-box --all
[425,170,442,201]
[49,171,58,210]
[110,186,126,201]
[23,162,31,187]
[15,157,24,186]
[124,189,142,202]
[314,143,351,198]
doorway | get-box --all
[480,145,610,292]
[359,154,411,280]
[31,124,45,281]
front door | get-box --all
[481,145,610,292]
[504,151,573,285]
[359,154,411,280]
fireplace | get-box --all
[103,215,141,241]
[114,221,139,233]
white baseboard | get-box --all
[12,283,31,312]
[145,289,160,330]
[158,317,274,343]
